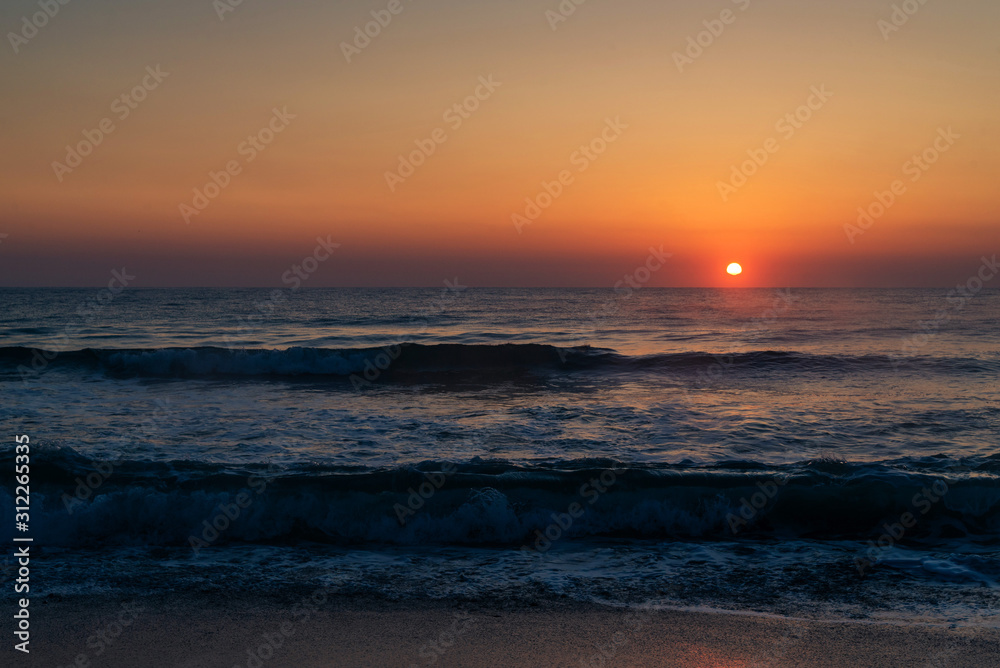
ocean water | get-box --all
[2,288,998,626]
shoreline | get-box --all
[10,593,999,667]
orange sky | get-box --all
[0,0,997,286]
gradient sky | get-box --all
[0,0,997,287]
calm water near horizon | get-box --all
[2,288,998,627]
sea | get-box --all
[1,287,998,628]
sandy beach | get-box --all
[11,594,997,668]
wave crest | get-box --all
[5,450,998,548]
[1,344,993,380]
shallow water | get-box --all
[2,288,998,625]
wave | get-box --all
[4,449,998,548]
[1,344,994,380]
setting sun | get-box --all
[727,263,743,276]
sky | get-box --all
[0,0,998,287]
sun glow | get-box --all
[727,263,743,276]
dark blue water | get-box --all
[1,288,998,625]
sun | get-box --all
[726,262,743,276]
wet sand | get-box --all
[9,594,999,668]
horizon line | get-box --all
[1,285,992,291]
